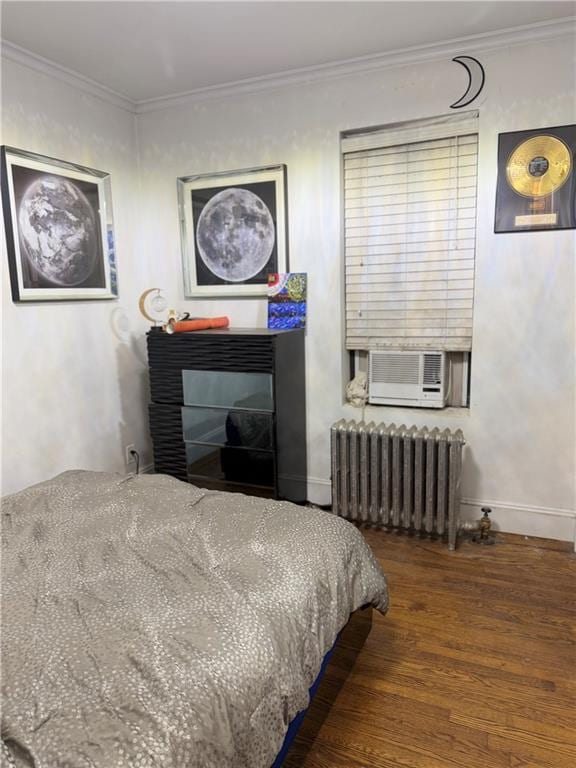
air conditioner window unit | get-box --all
[368,350,448,408]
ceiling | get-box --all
[1,1,574,103]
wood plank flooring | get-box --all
[284,530,576,768]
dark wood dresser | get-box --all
[147,327,307,503]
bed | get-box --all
[1,471,389,767]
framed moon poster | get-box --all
[178,164,288,297]
[1,146,118,302]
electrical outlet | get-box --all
[125,444,137,467]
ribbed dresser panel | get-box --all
[149,369,183,404]
[147,330,274,374]
[148,403,187,482]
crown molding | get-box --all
[2,16,574,117]
[135,16,575,113]
[1,40,136,113]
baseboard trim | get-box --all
[307,477,576,544]
[460,498,576,544]
[307,476,333,507]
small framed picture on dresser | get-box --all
[178,164,288,298]
[1,146,118,302]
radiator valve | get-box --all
[472,507,495,545]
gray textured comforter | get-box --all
[1,471,388,768]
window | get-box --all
[342,113,479,407]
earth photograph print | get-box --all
[12,165,105,290]
[192,180,277,286]
[2,146,117,302]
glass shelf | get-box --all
[182,407,273,450]
[185,443,275,489]
[182,370,273,411]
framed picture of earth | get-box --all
[1,146,118,302]
[178,164,288,297]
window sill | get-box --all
[342,402,471,420]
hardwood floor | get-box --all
[284,530,576,768]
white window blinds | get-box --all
[343,113,478,352]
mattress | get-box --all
[1,471,388,768]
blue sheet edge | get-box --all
[270,635,339,767]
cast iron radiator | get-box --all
[330,420,465,550]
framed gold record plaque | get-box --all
[495,124,575,233]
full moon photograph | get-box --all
[193,183,277,284]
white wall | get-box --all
[136,35,576,540]
[1,58,153,495]
[2,33,575,541]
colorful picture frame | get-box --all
[1,146,118,302]
[267,273,307,329]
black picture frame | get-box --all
[494,124,576,234]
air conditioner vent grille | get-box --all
[368,350,447,408]
[371,353,420,385]
[423,354,443,385]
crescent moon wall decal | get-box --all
[450,55,485,109]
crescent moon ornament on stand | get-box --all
[138,288,168,326]
[450,55,485,109]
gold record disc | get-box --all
[506,135,572,198]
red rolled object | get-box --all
[169,317,230,333]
